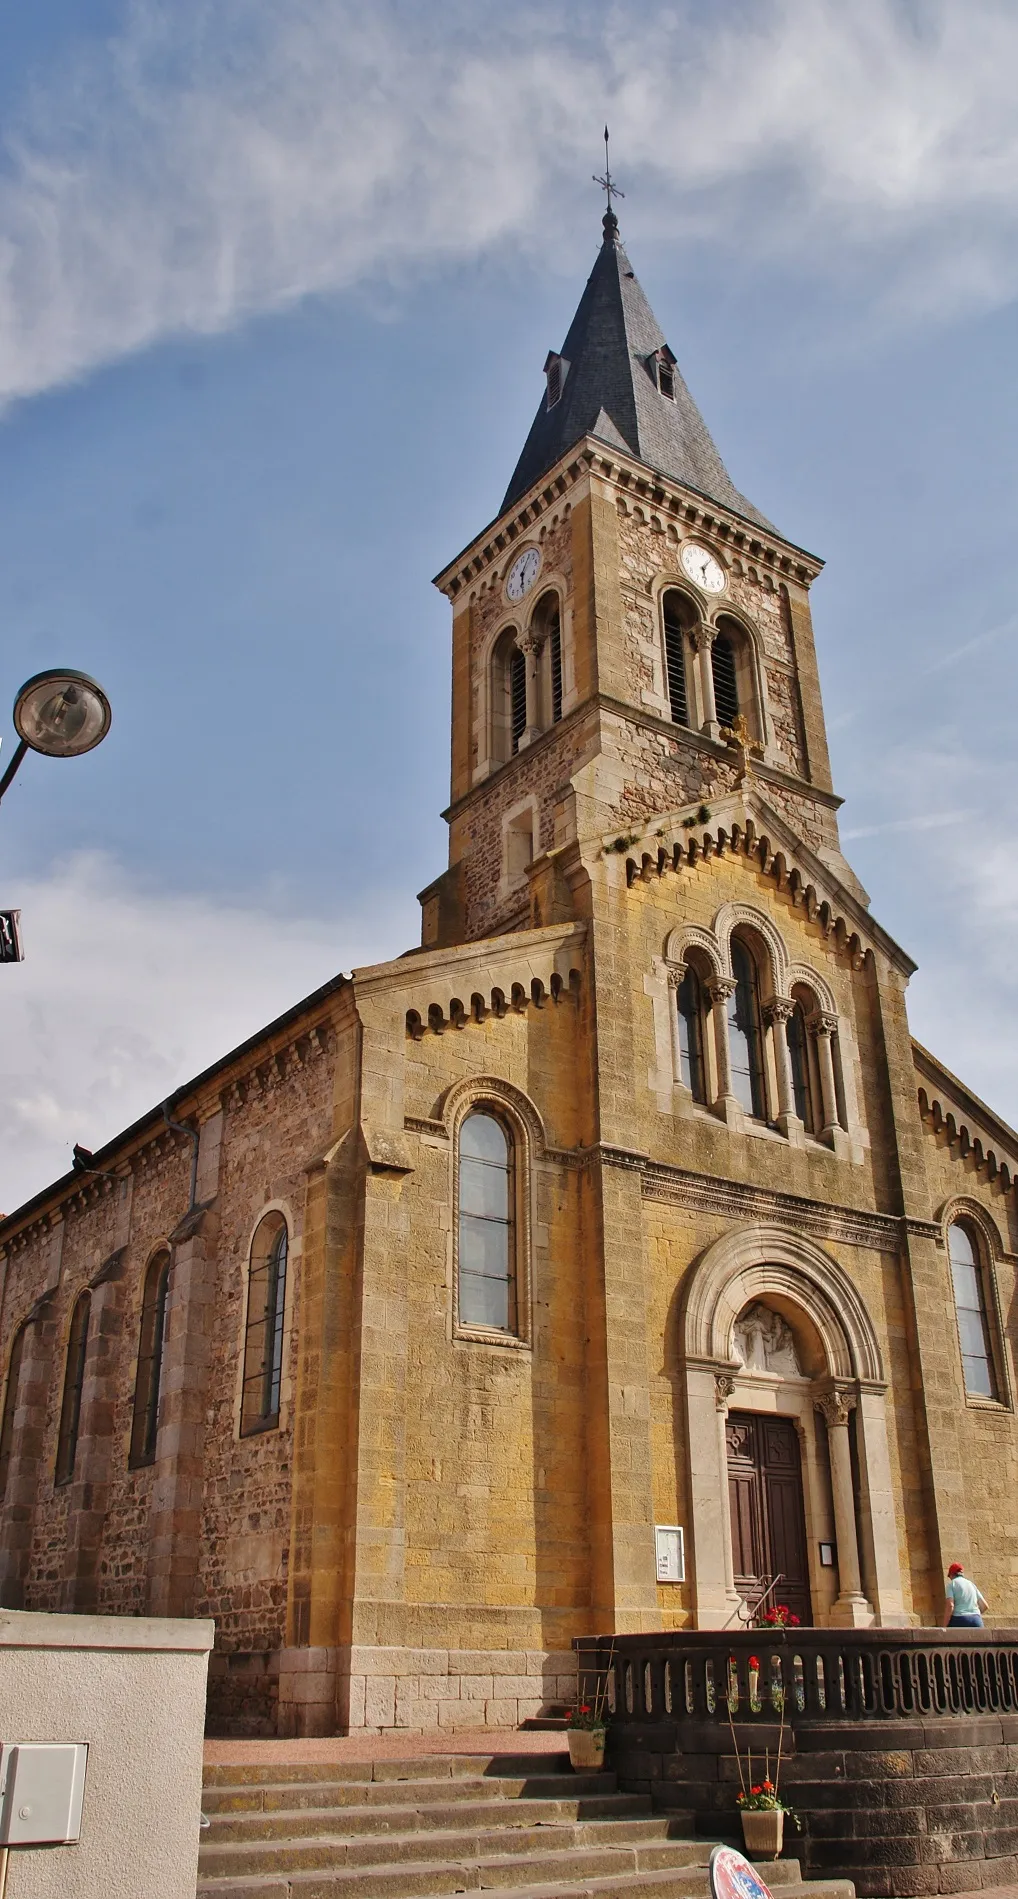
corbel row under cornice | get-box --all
[433,435,824,603]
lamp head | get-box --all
[13,669,112,758]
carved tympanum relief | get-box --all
[732,1302,803,1377]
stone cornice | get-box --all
[433,435,823,602]
[914,1038,1018,1186]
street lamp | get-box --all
[0,668,113,962]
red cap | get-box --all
[948,1562,964,1576]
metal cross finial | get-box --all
[593,125,624,239]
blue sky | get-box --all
[1,0,1017,1209]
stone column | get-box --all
[715,1375,739,1605]
[815,1388,873,1627]
[518,632,543,749]
[665,960,686,1088]
[809,1014,840,1137]
[684,1365,742,1627]
[762,997,804,1144]
[707,976,741,1128]
[692,624,719,739]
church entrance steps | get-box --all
[197,1751,856,1899]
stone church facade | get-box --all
[2,211,1017,1738]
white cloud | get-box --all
[0,851,414,1217]
[1,0,1018,406]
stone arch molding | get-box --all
[712,902,789,994]
[664,924,721,978]
[936,1194,1005,1259]
[438,1074,547,1155]
[785,961,837,1016]
[682,1223,885,1386]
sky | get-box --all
[1,0,1017,1212]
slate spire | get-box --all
[501,219,770,528]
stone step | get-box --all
[195,1861,855,1899]
[197,1838,713,1892]
[202,1819,705,1874]
[204,1793,660,1843]
[203,1773,614,1814]
[203,1755,572,1789]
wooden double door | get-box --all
[726,1411,812,1626]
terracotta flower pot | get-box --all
[566,1728,606,1771]
[740,1806,784,1860]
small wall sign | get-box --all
[819,1541,835,1567]
[655,1524,685,1583]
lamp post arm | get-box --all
[0,738,29,807]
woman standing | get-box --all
[943,1562,989,1628]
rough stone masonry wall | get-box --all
[612,1717,1018,1898]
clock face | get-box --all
[505,547,541,603]
[680,541,727,595]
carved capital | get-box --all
[815,1386,856,1429]
[808,1012,839,1040]
[690,622,716,653]
[708,976,737,1005]
[518,632,542,660]
[664,960,687,992]
[762,997,795,1028]
[714,1373,736,1411]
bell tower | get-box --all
[422,207,858,950]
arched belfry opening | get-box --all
[680,1225,907,1631]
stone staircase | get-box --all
[198,1749,856,1899]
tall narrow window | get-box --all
[549,615,563,725]
[0,1325,27,1502]
[728,939,766,1120]
[658,359,675,400]
[55,1293,90,1486]
[712,635,739,729]
[458,1112,516,1333]
[546,355,564,409]
[949,1223,997,1400]
[787,1000,816,1131]
[130,1250,170,1468]
[241,1214,289,1436]
[509,648,527,754]
[663,593,690,727]
[677,966,707,1104]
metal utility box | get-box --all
[0,1743,88,1845]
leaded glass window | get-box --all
[55,1292,90,1486]
[949,1223,997,1400]
[787,1000,815,1131]
[241,1215,289,1435]
[458,1112,515,1332]
[0,1325,27,1502]
[130,1250,170,1468]
[677,966,707,1103]
[728,938,766,1120]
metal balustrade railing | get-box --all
[573,1629,1018,1726]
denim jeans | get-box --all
[948,1613,983,1627]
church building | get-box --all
[1,205,1016,1738]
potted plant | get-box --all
[563,1700,607,1770]
[726,1652,800,1859]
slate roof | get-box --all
[501,214,772,529]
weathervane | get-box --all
[593,125,624,238]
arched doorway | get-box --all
[681,1224,908,1630]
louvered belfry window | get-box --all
[663,593,689,726]
[130,1250,171,1468]
[549,615,563,725]
[509,647,527,753]
[241,1214,289,1435]
[711,634,739,729]
[546,356,564,408]
[55,1292,91,1486]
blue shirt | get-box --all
[946,1575,981,1616]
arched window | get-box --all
[457,1111,516,1333]
[728,938,766,1120]
[949,1223,998,1400]
[711,633,739,730]
[241,1214,289,1436]
[662,591,691,727]
[676,965,708,1104]
[130,1250,170,1468]
[55,1292,90,1486]
[532,592,563,730]
[787,991,819,1134]
[0,1324,28,1503]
